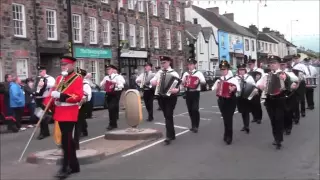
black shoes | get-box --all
[164,137,175,145]
[146,117,154,122]
[189,127,198,133]
[307,106,314,110]
[106,125,117,131]
[272,141,282,150]
[284,129,291,135]
[54,168,80,179]
[223,136,232,145]
[241,127,250,134]
[37,134,50,140]
[252,119,261,124]
[301,112,306,117]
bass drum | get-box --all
[53,121,61,146]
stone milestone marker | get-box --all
[105,89,162,140]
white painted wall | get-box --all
[208,34,218,71]
[288,46,297,55]
[258,40,278,56]
[196,32,209,71]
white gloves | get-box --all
[51,91,61,98]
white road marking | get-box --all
[173,112,189,117]
[200,117,212,121]
[79,135,104,144]
[154,122,189,130]
[199,110,221,114]
[122,129,190,157]
[212,106,219,108]
[220,111,239,118]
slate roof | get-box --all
[219,15,256,38]
[202,26,218,44]
[184,24,202,39]
[258,33,278,43]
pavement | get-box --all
[1,89,319,179]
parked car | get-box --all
[91,84,108,109]
[199,70,217,91]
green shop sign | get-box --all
[74,47,112,59]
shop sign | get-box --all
[74,47,112,59]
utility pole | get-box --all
[117,1,121,70]
[67,0,73,57]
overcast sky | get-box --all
[193,0,320,51]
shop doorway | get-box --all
[121,58,146,88]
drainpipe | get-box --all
[32,0,40,64]
[207,41,210,71]
[117,2,121,70]
[67,0,73,56]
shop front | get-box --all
[74,46,112,84]
[120,50,148,87]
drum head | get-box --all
[53,121,61,146]
[125,90,143,127]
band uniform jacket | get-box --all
[181,69,206,91]
[100,73,126,91]
[83,79,92,102]
[35,74,55,98]
[136,71,155,89]
[212,74,241,93]
[235,74,256,96]
[305,63,319,78]
[150,67,180,92]
[256,69,298,90]
[43,72,84,122]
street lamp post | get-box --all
[67,0,73,57]
[291,20,299,43]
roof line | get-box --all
[185,30,197,40]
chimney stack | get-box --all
[262,27,270,33]
[223,13,234,21]
[206,7,219,15]
[279,34,285,39]
[248,24,259,34]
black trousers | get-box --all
[143,89,154,120]
[237,97,250,129]
[295,81,306,115]
[284,94,296,131]
[218,95,237,141]
[305,88,314,108]
[86,97,93,118]
[159,96,178,139]
[250,92,263,121]
[107,91,122,127]
[58,121,79,172]
[185,91,200,128]
[74,102,88,150]
[157,97,161,109]
[12,107,24,129]
[35,98,50,136]
[265,97,285,143]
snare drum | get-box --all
[305,77,317,88]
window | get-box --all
[46,9,57,40]
[128,0,134,10]
[12,3,26,38]
[89,17,97,44]
[72,14,82,43]
[269,44,272,52]
[176,7,181,22]
[177,31,182,50]
[251,40,255,51]
[16,59,28,80]
[260,42,263,50]
[76,59,84,69]
[265,43,267,51]
[89,60,99,84]
[102,20,110,45]
[245,39,249,51]
[138,1,144,12]
[274,44,276,52]
[152,2,157,16]
[165,3,169,19]
[129,24,136,47]
[166,29,171,49]
[140,26,145,48]
[119,22,125,40]
[101,0,108,3]
[153,27,159,48]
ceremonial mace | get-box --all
[18,71,68,162]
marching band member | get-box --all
[150,56,180,145]
[100,65,125,131]
[235,63,256,134]
[303,57,318,110]
[291,54,307,119]
[155,66,162,111]
[74,68,92,150]
[247,59,264,124]
[212,60,240,145]
[256,56,298,149]
[34,66,55,140]
[181,58,206,133]
[45,56,83,178]
[136,63,155,122]
[280,56,299,135]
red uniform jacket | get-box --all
[44,72,83,122]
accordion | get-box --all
[184,75,200,89]
[305,77,317,88]
[240,81,257,100]
[216,81,232,98]
[247,71,262,82]
[154,72,182,97]
[104,80,116,93]
[262,73,285,97]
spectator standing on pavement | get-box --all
[9,75,26,131]
[23,78,36,125]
